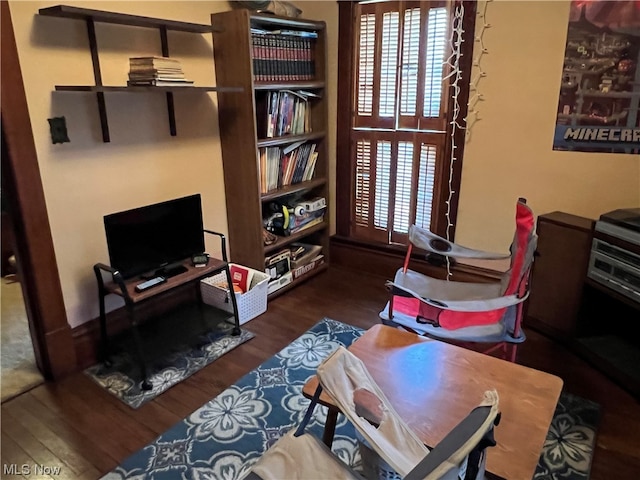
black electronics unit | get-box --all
[587,208,640,305]
[104,194,205,279]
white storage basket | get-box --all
[200,264,270,325]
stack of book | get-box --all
[127,56,194,87]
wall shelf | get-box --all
[54,86,243,93]
[39,5,241,142]
[38,5,217,33]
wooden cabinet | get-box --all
[211,10,329,298]
[525,212,595,339]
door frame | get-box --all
[1,1,76,379]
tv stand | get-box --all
[94,230,241,391]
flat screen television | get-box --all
[104,194,205,279]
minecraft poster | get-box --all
[553,0,640,154]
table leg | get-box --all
[98,292,111,366]
[322,407,339,448]
[128,305,152,391]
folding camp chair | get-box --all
[379,198,537,362]
[245,346,500,480]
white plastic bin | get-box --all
[200,264,270,325]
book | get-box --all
[230,264,254,294]
[127,79,194,87]
[129,68,184,80]
[129,56,181,65]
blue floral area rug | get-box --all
[85,315,255,409]
[534,392,600,480]
[102,318,600,480]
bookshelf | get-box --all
[211,10,329,298]
[38,5,242,142]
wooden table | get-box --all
[303,324,563,480]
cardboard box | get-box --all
[292,255,325,280]
[267,271,292,294]
[289,243,323,269]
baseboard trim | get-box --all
[329,235,503,283]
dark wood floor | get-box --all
[2,266,639,479]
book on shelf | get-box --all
[128,56,190,86]
[251,31,316,82]
[127,79,194,87]
[129,71,186,79]
[129,56,182,67]
[264,91,312,138]
[259,141,319,194]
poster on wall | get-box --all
[553,0,640,154]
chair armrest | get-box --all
[404,390,500,480]
[203,229,229,263]
[410,226,510,260]
[386,279,529,312]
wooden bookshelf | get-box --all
[211,10,329,298]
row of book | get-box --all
[127,56,194,87]
[251,28,317,82]
[259,142,318,193]
[265,90,319,138]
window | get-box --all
[336,1,475,245]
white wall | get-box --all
[10,0,640,329]
[457,0,639,251]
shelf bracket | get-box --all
[86,18,110,142]
[159,26,177,136]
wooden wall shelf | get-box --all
[54,86,243,93]
[38,5,217,33]
[38,5,241,142]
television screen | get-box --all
[104,194,205,279]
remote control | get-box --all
[135,276,166,292]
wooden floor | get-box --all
[2,266,639,479]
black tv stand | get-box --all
[94,231,241,391]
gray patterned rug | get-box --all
[85,310,254,409]
[103,318,600,479]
